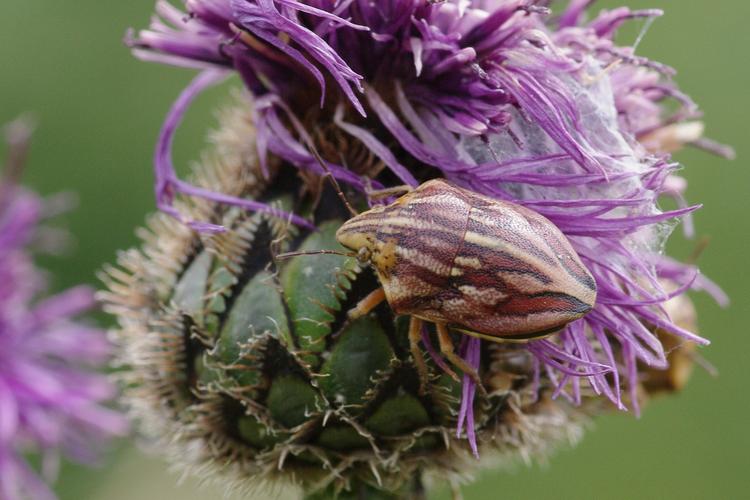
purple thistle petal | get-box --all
[493,69,599,173]
[155,69,315,231]
[255,95,373,190]
[589,8,663,38]
[333,106,418,187]
[231,0,367,115]
[456,336,480,459]
[654,255,730,307]
[29,286,96,327]
[527,339,612,377]
[367,85,475,173]
[622,341,641,416]
[558,0,596,29]
[1,120,128,499]
[419,325,451,375]
[0,455,56,500]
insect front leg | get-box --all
[347,287,386,320]
[365,184,413,202]
[436,324,487,398]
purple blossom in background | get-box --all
[0,119,127,500]
[129,0,730,454]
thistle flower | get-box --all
[0,119,128,500]
[111,1,729,497]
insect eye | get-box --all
[357,247,371,263]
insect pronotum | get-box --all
[280,153,597,394]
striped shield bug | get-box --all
[335,179,596,391]
[279,153,596,393]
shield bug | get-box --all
[280,163,597,393]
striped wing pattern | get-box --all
[336,180,597,340]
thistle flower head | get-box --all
[117,1,729,496]
[0,119,127,500]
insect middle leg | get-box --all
[436,323,487,397]
[408,317,431,395]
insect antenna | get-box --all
[304,139,359,218]
[273,137,362,264]
[276,249,356,260]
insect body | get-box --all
[336,179,597,391]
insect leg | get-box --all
[347,287,386,320]
[408,317,432,395]
[436,324,487,397]
[365,184,413,201]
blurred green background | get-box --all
[1,1,747,499]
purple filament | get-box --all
[456,336,481,458]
